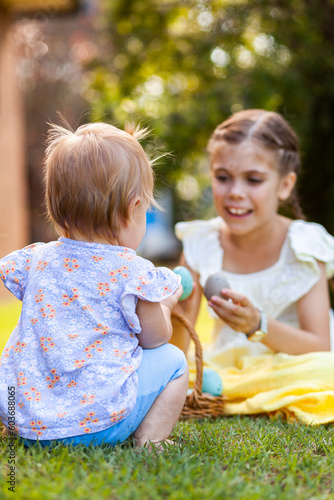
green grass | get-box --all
[1,301,333,499]
[1,417,333,499]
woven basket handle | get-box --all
[171,311,203,395]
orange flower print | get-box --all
[40,336,55,352]
[80,394,96,405]
[84,339,103,358]
[57,412,67,418]
[30,420,47,437]
[63,257,80,272]
[74,359,86,369]
[92,256,103,263]
[109,267,129,282]
[78,411,99,433]
[3,345,14,358]
[17,372,27,387]
[62,288,79,306]
[113,349,127,359]
[118,251,134,261]
[140,277,151,285]
[14,341,27,353]
[110,409,126,423]
[26,243,39,251]
[31,318,38,325]
[0,260,16,279]
[97,282,110,296]
[67,380,77,388]
[68,333,78,340]
[121,366,134,374]
[36,260,48,271]
[40,304,56,319]
[45,369,60,389]
[35,289,45,303]
[93,324,110,335]
[25,258,31,271]
[23,388,42,402]
[82,305,92,311]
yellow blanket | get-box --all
[189,347,334,425]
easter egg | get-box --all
[173,266,194,301]
[202,368,223,396]
[203,272,230,301]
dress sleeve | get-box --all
[175,217,223,283]
[288,220,334,279]
[120,263,181,333]
[0,244,42,300]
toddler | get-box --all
[0,121,188,448]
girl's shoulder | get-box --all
[175,217,223,273]
[175,217,222,241]
[287,219,334,277]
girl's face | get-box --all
[210,141,296,237]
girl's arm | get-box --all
[136,285,183,349]
[209,261,331,355]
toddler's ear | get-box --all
[126,196,142,224]
[278,171,297,201]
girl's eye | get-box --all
[248,177,263,184]
[216,174,229,183]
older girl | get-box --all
[174,109,334,424]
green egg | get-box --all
[173,266,194,301]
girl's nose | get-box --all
[227,180,246,199]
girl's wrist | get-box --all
[245,309,262,337]
[245,310,269,343]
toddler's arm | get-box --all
[136,284,183,349]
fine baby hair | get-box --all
[44,121,159,243]
[207,109,305,220]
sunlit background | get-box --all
[1,0,334,335]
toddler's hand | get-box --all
[161,284,184,311]
[208,288,261,335]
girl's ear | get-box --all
[278,172,297,201]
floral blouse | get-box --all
[0,237,180,440]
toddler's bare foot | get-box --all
[135,438,176,453]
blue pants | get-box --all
[23,343,187,447]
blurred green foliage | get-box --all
[88,0,334,230]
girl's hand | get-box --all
[161,284,184,312]
[208,288,261,335]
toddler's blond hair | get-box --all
[44,121,158,242]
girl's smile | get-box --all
[225,207,253,217]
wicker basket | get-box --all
[172,311,226,419]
